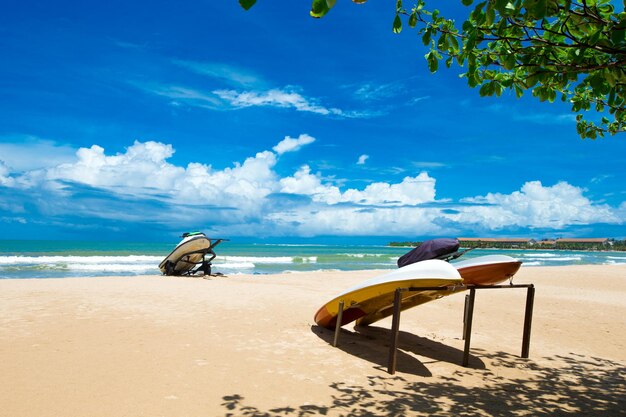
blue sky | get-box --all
[1,1,625,242]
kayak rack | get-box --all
[332,283,535,374]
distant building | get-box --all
[555,238,610,249]
[458,238,534,248]
[556,238,609,244]
[456,237,612,250]
[458,238,533,244]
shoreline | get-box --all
[1,265,625,416]
[2,245,626,280]
[389,244,626,252]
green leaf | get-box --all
[438,33,449,50]
[494,82,503,96]
[310,0,331,18]
[422,28,432,45]
[426,51,439,72]
[448,34,460,52]
[527,0,547,19]
[505,1,517,12]
[462,0,474,5]
[479,82,493,96]
[393,14,403,33]
[485,5,496,25]
[239,0,256,10]
[502,53,516,70]
[408,12,418,27]
[611,28,626,47]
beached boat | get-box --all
[314,240,524,329]
[453,255,522,285]
[159,232,225,276]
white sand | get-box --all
[1,265,625,416]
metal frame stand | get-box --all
[328,283,535,375]
[386,284,535,374]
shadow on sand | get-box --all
[221,328,626,416]
[310,324,486,376]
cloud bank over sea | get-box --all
[0,135,623,239]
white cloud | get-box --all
[590,174,612,184]
[412,161,446,169]
[354,82,404,102]
[408,96,431,105]
[279,168,436,207]
[0,160,14,187]
[279,165,342,204]
[173,60,261,88]
[0,136,76,171]
[458,181,619,229]
[265,205,446,237]
[340,173,437,206]
[47,141,183,191]
[213,88,343,116]
[514,113,577,125]
[2,137,623,237]
[273,134,315,155]
[138,82,370,117]
[145,85,222,108]
[357,154,369,165]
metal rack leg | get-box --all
[521,286,535,358]
[462,294,469,340]
[333,301,344,347]
[462,288,476,367]
[387,289,403,374]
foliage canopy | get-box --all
[240,0,626,139]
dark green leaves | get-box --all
[425,50,441,72]
[311,0,332,18]
[393,14,403,33]
[415,0,625,138]
[239,0,256,10]
[523,0,548,19]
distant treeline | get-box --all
[389,240,626,251]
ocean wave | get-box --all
[68,263,158,272]
[213,262,255,269]
[256,243,331,247]
[219,256,316,264]
[0,255,162,265]
[523,256,582,262]
[521,253,559,258]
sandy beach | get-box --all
[1,265,625,416]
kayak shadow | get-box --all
[311,324,485,377]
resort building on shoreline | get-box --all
[458,237,612,250]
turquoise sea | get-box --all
[1,240,625,279]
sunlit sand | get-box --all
[1,265,624,416]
